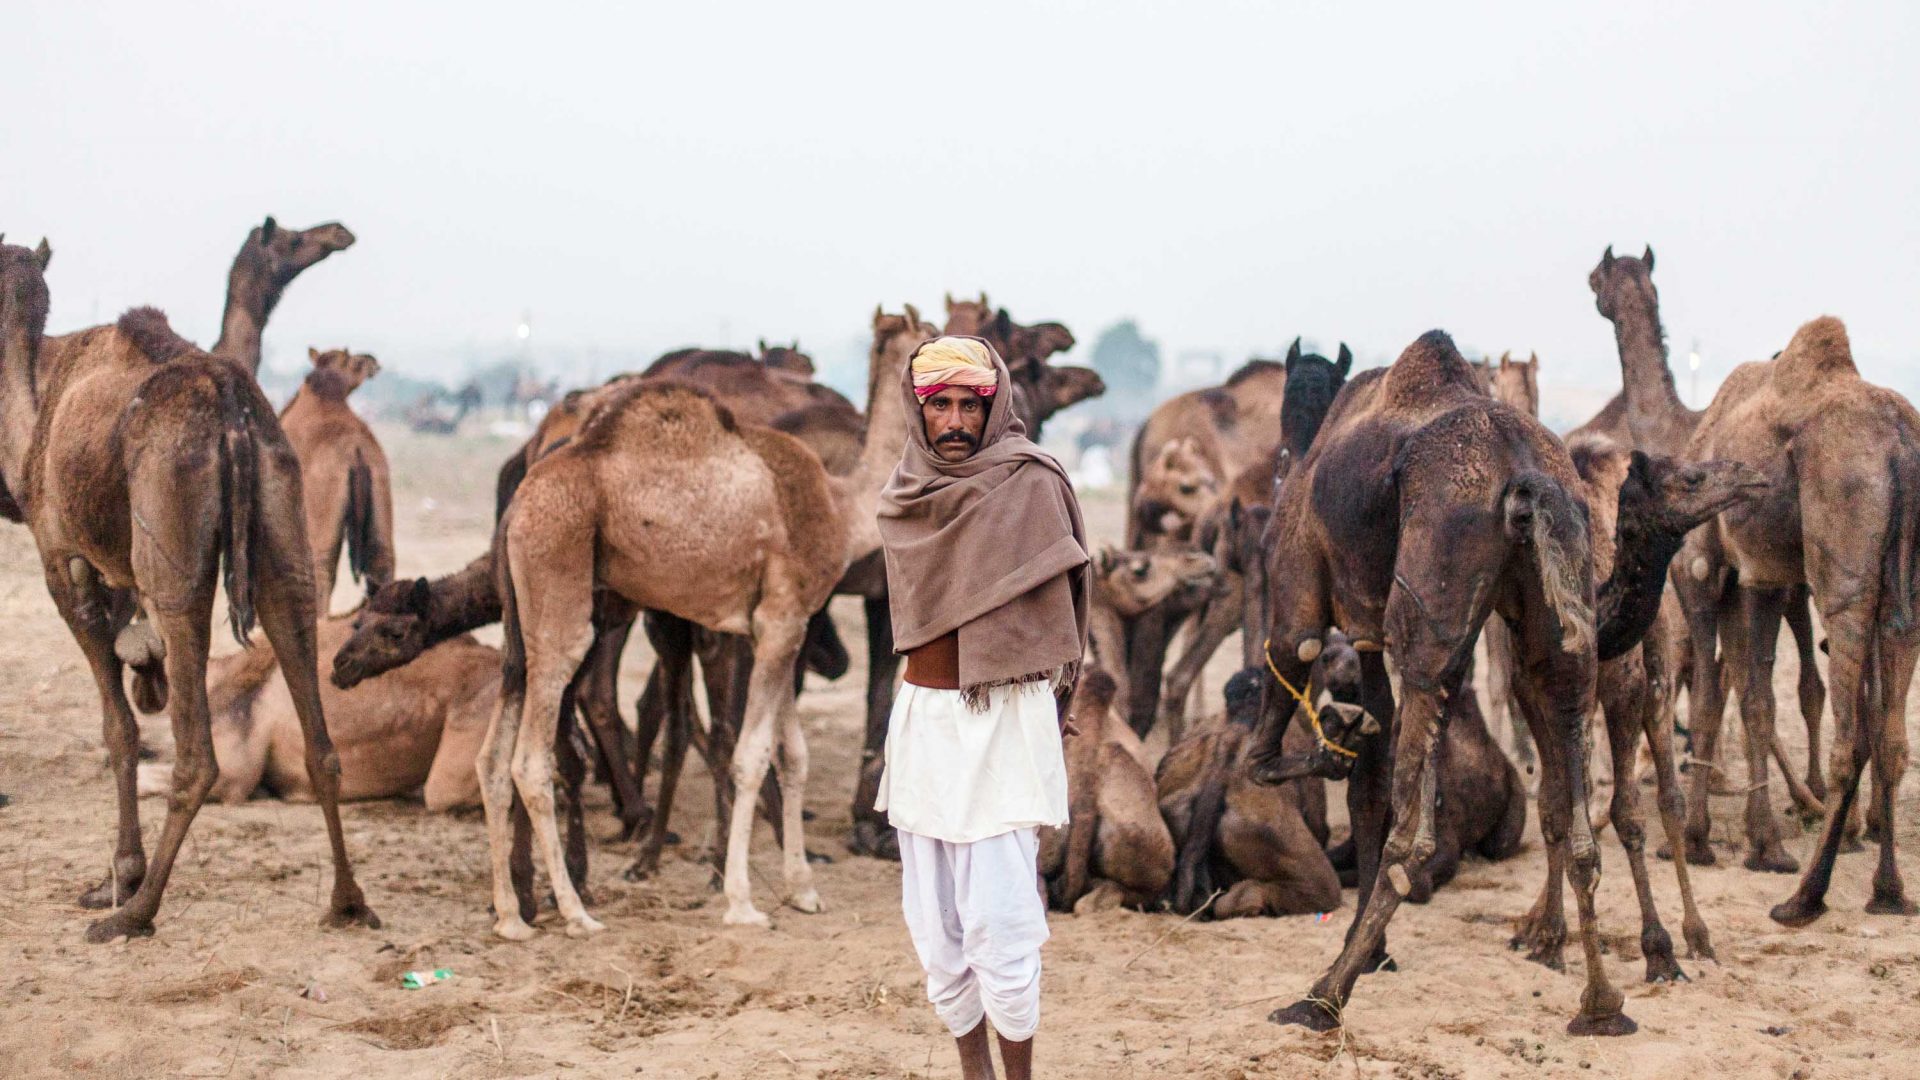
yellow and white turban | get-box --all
[911,336,999,400]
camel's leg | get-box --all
[847,595,900,860]
[1642,680,1714,960]
[1785,585,1828,804]
[1124,604,1179,738]
[253,569,380,931]
[51,563,148,910]
[1159,574,1242,740]
[1484,619,1532,771]
[1600,663,1684,982]
[1772,609,1878,926]
[480,634,534,938]
[1673,570,1726,866]
[628,617,697,881]
[555,694,591,905]
[1735,587,1798,873]
[720,608,807,926]
[578,602,643,834]
[1865,640,1916,916]
[773,651,822,915]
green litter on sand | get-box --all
[401,968,453,989]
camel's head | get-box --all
[1251,629,1378,784]
[1590,244,1657,322]
[1092,544,1217,618]
[1134,437,1219,539]
[1625,450,1769,536]
[331,578,433,688]
[1222,497,1274,577]
[942,291,993,336]
[1037,363,1105,417]
[307,347,381,395]
[245,216,356,289]
[872,304,939,376]
[992,310,1087,435]
[1008,320,1076,366]
[1281,337,1353,454]
[1489,350,1540,417]
[758,338,814,377]
[0,235,53,369]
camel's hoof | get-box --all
[323,896,382,931]
[1682,923,1716,963]
[564,914,607,938]
[1659,836,1718,866]
[1769,896,1826,928]
[1268,998,1341,1032]
[1744,847,1800,875]
[1566,1011,1638,1037]
[623,859,658,883]
[1839,835,1867,855]
[723,905,772,928]
[1511,922,1567,971]
[1865,893,1920,917]
[85,910,155,944]
[805,849,834,866]
[847,822,901,861]
[1363,952,1397,975]
[787,888,824,915]
[1642,927,1685,982]
[78,875,140,910]
[492,916,538,942]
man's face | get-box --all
[921,387,988,462]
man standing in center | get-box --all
[876,335,1089,1080]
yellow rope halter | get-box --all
[1263,638,1360,760]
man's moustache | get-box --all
[937,432,978,447]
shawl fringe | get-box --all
[959,660,1080,713]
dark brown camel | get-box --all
[1,241,375,941]
[1250,329,1638,1035]
[210,217,356,375]
[1674,316,1920,928]
[279,348,394,607]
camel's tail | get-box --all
[216,371,258,645]
[494,443,530,524]
[1881,447,1920,636]
[343,451,381,586]
[1502,470,1593,659]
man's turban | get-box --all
[910,337,999,400]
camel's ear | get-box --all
[992,308,1014,345]
[308,346,322,364]
[1528,350,1539,370]
[1499,350,1512,368]
[978,291,990,309]
[34,238,52,270]
[261,216,278,245]
[406,577,431,616]
[1285,335,1302,368]
[944,291,955,311]
[872,304,885,327]
[1335,342,1352,376]
[1601,244,1614,268]
[1094,544,1118,575]
[904,302,921,327]
[1628,449,1654,489]
[1642,244,1655,272]
[758,337,767,353]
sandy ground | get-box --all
[3,424,1920,1079]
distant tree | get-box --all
[1090,320,1161,418]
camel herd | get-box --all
[2,221,1916,1039]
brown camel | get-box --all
[1479,350,1541,770]
[1158,667,1339,919]
[1037,671,1175,912]
[1579,246,1828,840]
[1670,316,1920,927]
[941,292,1100,436]
[1083,545,1218,725]
[1250,328,1662,1035]
[279,348,394,608]
[757,339,814,376]
[1131,437,1219,545]
[1,241,375,941]
[486,379,848,936]
[210,217,357,375]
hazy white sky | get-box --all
[9,2,1918,413]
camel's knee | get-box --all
[169,753,219,811]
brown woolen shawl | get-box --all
[877,337,1090,706]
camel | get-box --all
[1159,666,1341,920]
[1037,671,1175,912]
[1083,545,1218,725]
[1667,316,1920,928]
[0,240,375,942]
[1131,437,1219,545]
[485,379,849,936]
[639,347,854,425]
[1578,246,1828,845]
[210,217,357,375]
[941,292,1100,437]
[279,348,394,608]
[1479,351,1541,769]
[757,339,814,376]
[1151,347,1354,737]
[1248,328,1713,1035]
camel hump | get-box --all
[1381,330,1480,408]
[1224,357,1285,388]
[1076,668,1118,708]
[573,379,738,452]
[116,307,200,365]
[1770,315,1858,392]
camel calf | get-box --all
[1038,671,1174,912]
[280,348,393,608]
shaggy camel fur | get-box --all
[1083,545,1218,725]
[210,217,356,375]
[487,380,848,936]
[1479,351,1541,769]
[1251,329,1644,1035]
[2,242,375,942]
[1579,247,1828,834]
[1160,668,1340,919]
[1037,671,1175,912]
[280,348,393,608]
[1674,317,1920,927]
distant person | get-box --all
[876,336,1090,1080]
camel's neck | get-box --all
[1593,513,1681,662]
[1610,300,1693,452]
[845,338,915,560]
[211,262,278,374]
[0,327,39,495]
[428,553,503,644]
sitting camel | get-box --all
[1037,671,1174,912]
[1,239,374,942]
[1158,669,1340,919]
[280,347,394,608]
[486,380,848,937]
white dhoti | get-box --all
[878,680,1068,1042]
